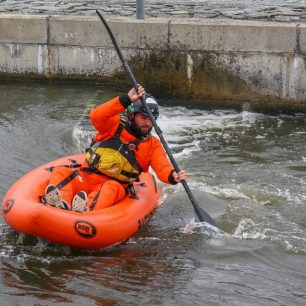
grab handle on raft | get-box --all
[96,10,218,228]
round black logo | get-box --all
[74,220,97,238]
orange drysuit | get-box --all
[48,96,175,210]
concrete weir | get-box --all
[0,14,306,111]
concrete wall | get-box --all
[0,14,306,111]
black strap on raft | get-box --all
[126,183,139,200]
[88,185,102,210]
[40,160,82,204]
[56,170,79,190]
[45,159,81,172]
[44,159,81,190]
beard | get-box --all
[127,122,153,138]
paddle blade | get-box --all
[194,205,218,228]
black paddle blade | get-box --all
[182,181,218,228]
[194,205,218,228]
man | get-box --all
[44,86,187,212]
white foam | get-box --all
[190,180,250,200]
[233,218,268,240]
[179,217,220,238]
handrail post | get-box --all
[136,0,145,19]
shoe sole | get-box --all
[45,186,67,209]
[72,193,87,212]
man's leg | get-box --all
[88,180,126,210]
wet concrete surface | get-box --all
[0,0,306,23]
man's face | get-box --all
[133,113,153,136]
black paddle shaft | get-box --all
[96,11,217,227]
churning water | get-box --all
[0,80,305,305]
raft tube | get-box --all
[2,154,161,249]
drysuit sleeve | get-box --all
[89,96,130,140]
[149,136,177,185]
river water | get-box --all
[0,80,305,305]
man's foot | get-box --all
[44,184,69,210]
[72,191,88,212]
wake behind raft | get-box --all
[2,154,161,249]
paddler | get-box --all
[44,86,187,211]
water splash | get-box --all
[180,217,221,239]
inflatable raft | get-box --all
[2,154,160,249]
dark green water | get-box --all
[0,81,305,305]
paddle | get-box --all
[96,10,218,228]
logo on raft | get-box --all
[74,220,97,238]
[2,199,14,214]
